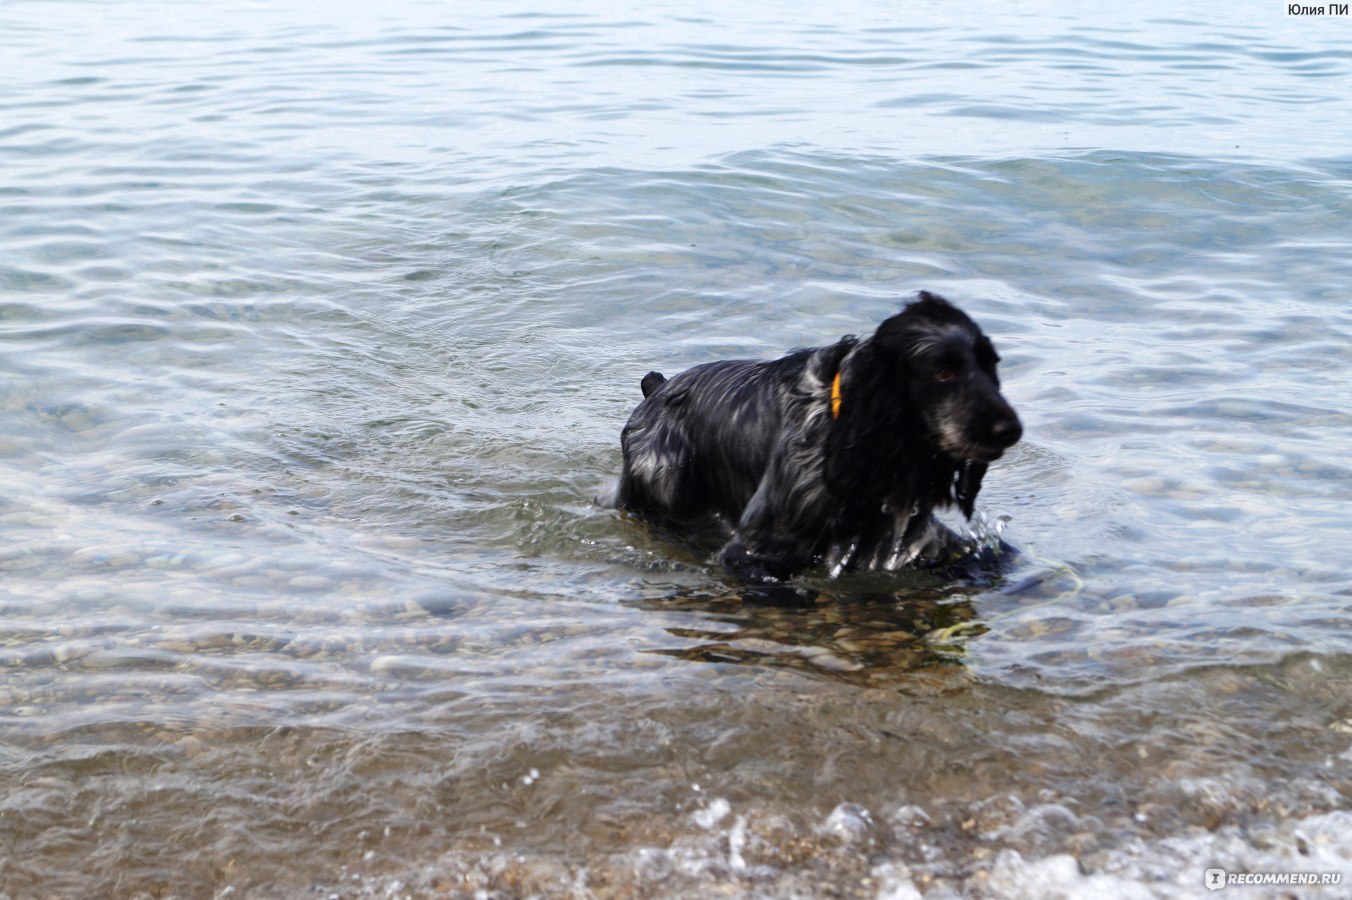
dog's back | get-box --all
[617,356,803,523]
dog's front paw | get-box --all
[717,540,791,585]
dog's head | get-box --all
[826,292,1021,518]
[870,291,1022,463]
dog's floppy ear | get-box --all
[822,336,910,501]
[955,460,987,519]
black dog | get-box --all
[610,292,1022,584]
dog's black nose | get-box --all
[991,417,1023,447]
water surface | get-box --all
[3,1,1352,896]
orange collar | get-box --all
[831,371,843,419]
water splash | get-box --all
[964,509,1010,552]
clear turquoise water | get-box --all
[3,1,1351,896]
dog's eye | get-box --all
[933,368,958,383]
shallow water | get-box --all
[3,1,1352,897]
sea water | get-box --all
[2,1,1351,895]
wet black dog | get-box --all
[610,292,1022,584]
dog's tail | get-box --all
[640,371,666,398]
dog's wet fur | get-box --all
[606,292,1022,584]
